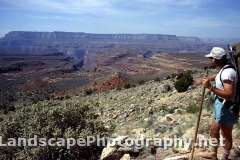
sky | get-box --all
[0,0,240,38]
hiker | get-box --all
[195,47,238,160]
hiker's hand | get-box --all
[202,77,211,89]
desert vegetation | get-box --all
[174,71,193,92]
[0,101,111,160]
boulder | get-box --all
[166,115,174,122]
[165,114,177,123]
[100,147,117,160]
[100,136,129,160]
[120,154,131,160]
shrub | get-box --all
[131,84,136,88]
[174,71,193,92]
[166,75,171,80]
[84,88,94,95]
[65,95,71,99]
[123,83,131,89]
[0,87,16,113]
[0,101,110,160]
[138,80,145,85]
[154,77,161,82]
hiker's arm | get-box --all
[193,75,216,86]
[211,80,234,99]
[208,75,216,81]
[202,78,234,99]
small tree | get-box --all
[124,83,131,89]
[174,71,193,92]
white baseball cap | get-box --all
[205,47,226,59]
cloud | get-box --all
[124,0,212,10]
[0,0,118,16]
[136,0,202,6]
[0,0,211,16]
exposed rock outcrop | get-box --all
[0,31,212,55]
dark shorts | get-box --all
[214,98,238,127]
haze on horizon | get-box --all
[0,0,240,39]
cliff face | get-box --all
[2,31,179,42]
[0,31,207,55]
[0,31,87,55]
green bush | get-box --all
[0,88,16,113]
[138,80,145,85]
[0,101,110,160]
[123,83,131,89]
[84,88,95,95]
[166,75,171,80]
[131,84,136,88]
[154,77,161,82]
[174,71,193,92]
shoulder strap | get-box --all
[219,64,236,87]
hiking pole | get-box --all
[190,69,209,160]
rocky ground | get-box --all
[57,70,240,160]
